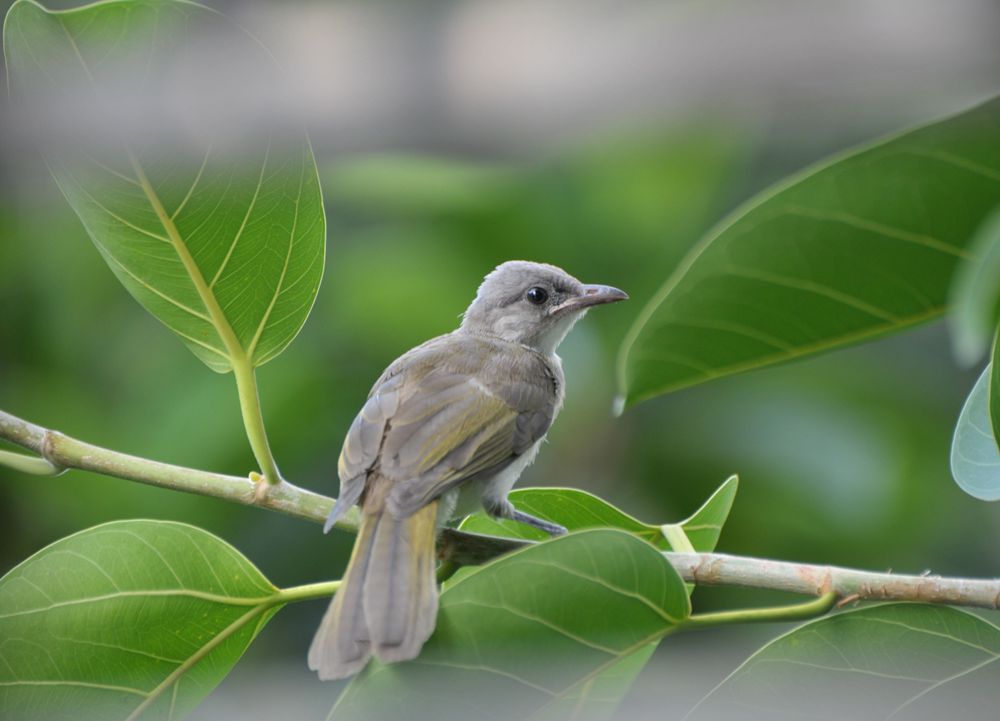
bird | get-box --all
[308,260,628,680]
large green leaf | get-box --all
[948,207,1000,366]
[3,0,325,372]
[685,604,1000,721]
[331,529,690,721]
[950,359,1000,501]
[0,520,283,721]
[445,479,737,715]
[449,484,736,719]
[618,97,1000,406]
[457,475,738,554]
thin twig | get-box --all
[2,407,998,609]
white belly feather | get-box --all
[447,437,546,521]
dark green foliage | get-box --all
[619,98,1000,407]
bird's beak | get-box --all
[551,284,629,314]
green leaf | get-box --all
[332,529,690,721]
[458,487,659,544]
[3,0,325,373]
[950,358,1000,501]
[949,207,1000,366]
[665,474,738,553]
[451,482,736,717]
[458,476,738,554]
[0,520,282,721]
[618,97,1000,407]
[685,603,1000,721]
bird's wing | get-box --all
[332,334,558,523]
[327,373,404,523]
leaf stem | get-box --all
[232,356,282,485]
[0,449,62,476]
[275,580,340,604]
[127,152,283,485]
[661,523,696,553]
[682,592,838,630]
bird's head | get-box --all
[460,261,628,354]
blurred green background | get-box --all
[1,0,998,718]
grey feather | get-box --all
[331,333,562,523]
[311,261,626,679]
[323,481,364,534]
[326,383,402,532]
[308,515,379,679]
[362,510,438,661]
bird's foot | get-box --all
[511,510,568,536]
[485,500,567,536]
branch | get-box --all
[670,553,1000,610]
[0,407,512,562]
[2,408,997,609]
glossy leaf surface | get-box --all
[0,520,281,721]
[619,97,1000,406]
[332,530,689,721]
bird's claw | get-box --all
[510,509,568,537]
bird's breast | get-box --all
[449,437,546,521]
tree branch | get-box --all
[670,553,1000,610]
[0,407,509,562]
[0,408,354,527]
[2,407,997,609]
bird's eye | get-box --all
[525,286,549,305]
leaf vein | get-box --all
[720,266,899,322]
[0,589,275,619]
[513,559,681,624]
[209,138,271,289]
[0,679,148,697]
[784,205,971,260]
[170,142,213,220]
[447,599,622,655]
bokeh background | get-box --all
[1,0,998,718]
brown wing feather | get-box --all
[333,332,559,522]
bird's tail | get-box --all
[308,500,440,680]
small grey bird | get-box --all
[308,260,627,679]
